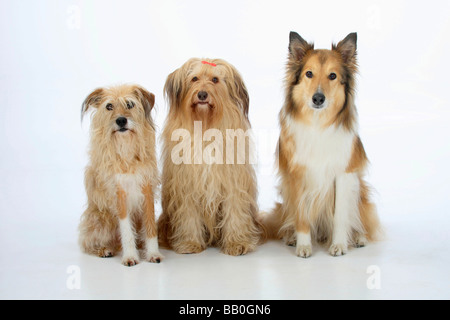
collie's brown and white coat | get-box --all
[157,58,262,256]
[79,84,163,266]
[263,32,381,257]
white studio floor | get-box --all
[0,212,449,300]
[0,170,448,300]
[1,0,450,300]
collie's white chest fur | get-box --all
[286,116,354,189]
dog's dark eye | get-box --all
[192,77,199,82]
[329,73,337,81]
[212,77,219,84]
[106,103,113,111]
[306,71,313,78]
[127,101,135,109]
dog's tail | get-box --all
[258,203,283,240]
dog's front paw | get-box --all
[296,245,312,258]
[122,256,139,267]
[329,243,347,257]
[284,236,296,247]
[354,234,368,248]
[174,241,205,254]
[97,248,115,258]
[147,251,164,264]
[222,243,253,256]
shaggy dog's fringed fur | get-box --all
[79,84,163,266]
[157,58,263,256]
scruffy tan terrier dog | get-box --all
[157,58,263,256]
[79,84,164,266]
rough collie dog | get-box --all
[79,84,164,266]
[157,58,262,256]
[262,32,381,258]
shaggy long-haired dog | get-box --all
[79,84,164,266]
[157,58,262,256]
[261,32,381,258]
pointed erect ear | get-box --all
[289,32,314,61]
[133,85,155,121]
[81,88,104,121]
[335,32,357,64]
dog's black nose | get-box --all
[116,117,128,127]
[198,91,208,101]
[312,93,326,107]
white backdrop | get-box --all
[1,0,449,299]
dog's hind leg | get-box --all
[356,177,381,245]
[78,205,119,258]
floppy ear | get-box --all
[229,67,250,119]
[334,32,357,65]
[81,88,104,121]
[289,32,314,61]
[164,69,183,110]
[220,61,250,119]
[133,85,155,122]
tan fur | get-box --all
[346,136,368,173]
[78,84,163,265]
[157,58,263,256]
[262,33,381,255]
[142,185,157,239]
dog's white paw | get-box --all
[296,245,312,258]
[122,256,139,267]
[295,232,312,258]
[329,243,347,257]
[147,251,164,264]
[354,235,368,248]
